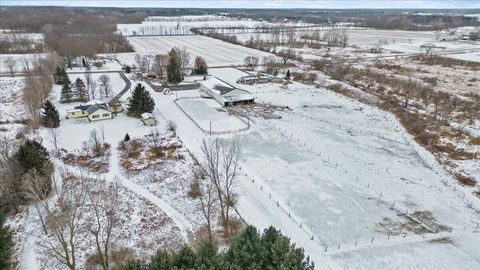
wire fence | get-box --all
[173,97,251,135]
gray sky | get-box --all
[3,0,480,9]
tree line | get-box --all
[120,225,315,270]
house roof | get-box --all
[141,112,155,120]
[86,104,109,114]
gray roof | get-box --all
[86,104,109,114]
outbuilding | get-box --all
[141,112,157,126]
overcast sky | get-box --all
[3,0,480,9]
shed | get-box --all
[141,112,157,126]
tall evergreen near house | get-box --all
[0,214,14,270]
[167,48,183,84]
[60,82,72,103]
[55,67,69,85]
[75,78,88,102]
[128,83,155,117]
[13,140,52,200]
[41,100,60,128]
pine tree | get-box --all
[75,78,88,102]
[195,240,223,269]
[286,69,291,80]
[128,83,155,117]
[172,246,196,269]
[149,251,173,269]
[118,260,146,270]
[55,66,63,84]
[167,48,183,84]
[193,56,208,75]
[41,100,60,128]
[124,133,130,142]
[60,82,72,103]
[0,214,14,270]
[227,225,265,268]
[125,65,131,73]
[82,57,87,67]
[13,140,52,200]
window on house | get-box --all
[92,115,99,119]
[103,113,110,117]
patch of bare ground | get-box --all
[377,210,450,235]
[227,103,289,119]
[57,144,110,173]
[428,237,455,245]
[118,132,185,171]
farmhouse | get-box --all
[198,77,254,106]
[141,112,157,126]
[66,100,113,121]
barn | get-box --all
[198,77,254,106]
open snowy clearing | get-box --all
[142,67,480,269]
[0,53,46,73]
[176,97,248,133]
[126,35,275,67]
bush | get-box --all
[0,214,14,270]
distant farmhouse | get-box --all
[198,77,254,106]
[66,100,113,121]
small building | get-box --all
[87,104,113,122]
[199,77,254,106]
[237,73,282,85]
[141,112,157,126]
[109,101,124,113]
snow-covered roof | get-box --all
[141,112,155,120]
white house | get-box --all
[66,100,112,121]
[198,77,254,106]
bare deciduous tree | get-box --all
[50,128,61,154]
[243,56,259,71]
[5,57,16,77]
[25,172,88,270]
[175,46,191,74]
[194,169,216,241]
[87,182,119,270]
[200,139,240,238]
[98,74,111,98]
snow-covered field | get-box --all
[144,67,480,269]
[118,15,311,36]
[125,35,275,67]
[0,53,46,73]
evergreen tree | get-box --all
[55,66,63,84]
[127,83,155,117]
[41,99,60,128]
[125,65,131,73]
[124,133,130,142]
[286,69,291,80]
[60,82,72,103]
[82,57,87,67]
[193,56,208,75]
[173,246,197,269]
[149,250,173,269]
[167,48,183,84]
[13,140,52,200]
[195,240,223,270]
[227,225,265,269]
[118,259,147,270]
[0,214,14,270]
[75,78,88,102]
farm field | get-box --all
[126,35,275,67]
[142,67,480,269]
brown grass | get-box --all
[455,174,477,187]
